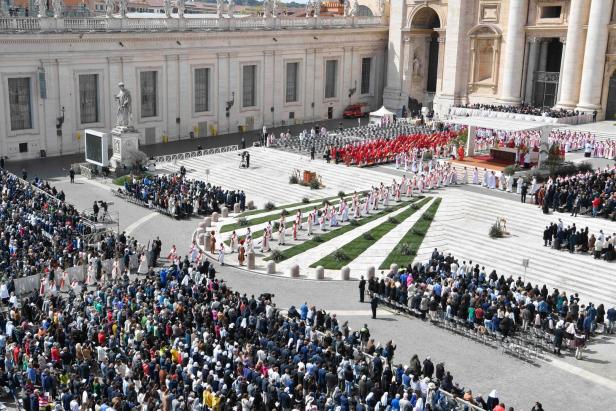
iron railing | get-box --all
[152,144,239,164]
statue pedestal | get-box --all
[110,126,141,171]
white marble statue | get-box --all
[271,0,278,17]
[262,0,271,18]
[115,82,132,128]
[177,0,185,18]
[350,0,358,16]
[314,0,320,17]
[164,0,172,17]
[343,0,350,16]
[228,0,235,18]
[378,0,385,16]
[412,53,422,77]
[36,0,46,18]
[119,0,127,18]
[105,0,114,18]
[52,0,63,18]
[216,0,223,17]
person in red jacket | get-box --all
[592,196,601,218]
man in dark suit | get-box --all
[358,276,366,302]
[370,296,378,319]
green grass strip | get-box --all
[378,197,442,269]
[221,194,361,233]
[310,197,431,269]
[238,191,368,218]
[265,196,424,262]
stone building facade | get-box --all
[0,15,386,159]
[5,0,616,160]
[384,0,616,120]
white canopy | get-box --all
[370,106,395,118]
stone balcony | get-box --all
[0,15,386,33]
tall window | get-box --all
[194,68,210,113]
[8,77,32,130]
[242,65,257,108]
[361,57,372,95]
[325,60,338,99]
[140,71,158,118]
[286,62,299,103]
[79,74,99,124]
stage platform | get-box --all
[448,155,509,171]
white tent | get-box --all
[369,106,395,125]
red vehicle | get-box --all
[343,103,370,118]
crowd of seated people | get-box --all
[0,170,94,282]
[117,168,246,219]
[333,131,458,167]
[368,248,615,359]
[543,221,615,262]
[454,103,582,119]
[0,253,529,411]
[531,167,616,219]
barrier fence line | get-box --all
[8,253,146,296]
[153,145,239,164]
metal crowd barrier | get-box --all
[152,145,239,164]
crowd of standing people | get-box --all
[543,221,615,261]
[367,248,615,360]
[0,170,92,283]
[1,251,523,411]
[118,169,246,219]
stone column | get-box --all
[556,38,567,103]
[303,48,316,122]
[434,0,472,113]
[556,0,588,108]
[538,40,548,72]
[435,34,446,93]
[499,0,529,104]
[577,0,614,112]
[466,125,476,157]
[262,50,275,127]
[216,52,230,134]
[523,38,538,105]
[382,0,406,109]
[400,36,411,101]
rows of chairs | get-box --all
[374,293,583,364]
[273,124,432,156]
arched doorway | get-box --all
[357,5,373,16]
[605,70,616,120]
[407,7,441,111]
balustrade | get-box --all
[0,14,385,33]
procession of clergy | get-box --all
[213,160,459,265]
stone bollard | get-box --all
[204,217,212,228]
[221,207,229,218]
[366,266,375,280]
[212,212,219,223]
[247,251,256,270]
[203,232,211,248]
[340,266,350,280]
[199,232,207,246]
[267,261,276,274]
[196,227,204,238]
[313,266,325,280]
[247,200,255,210]
[234,203,241,213]
[390,263,399,275]
[289,264,300,278]
[198,222,206,230]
